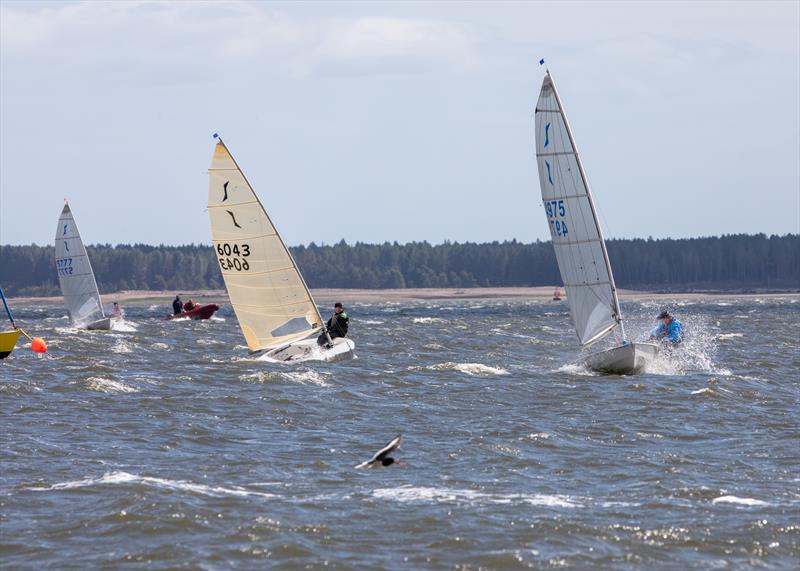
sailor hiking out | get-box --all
[318,303,349,346]
[650,311,684,344]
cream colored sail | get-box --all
[534,71,623,345]
[54,203,105,326]
[207,138,323,351]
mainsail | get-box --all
[54,203,105,326]
[534,71,623,345]
[207,137,323,351]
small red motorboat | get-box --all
[164,304,220,321]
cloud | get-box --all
[0,1,480,82]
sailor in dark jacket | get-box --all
[318,302,349,345]
[172,295,183,315]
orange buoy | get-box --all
[31,337,47,353]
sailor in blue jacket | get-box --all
[649,311,684,344]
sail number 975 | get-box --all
[217,243,251,272]
[544,199,569,237]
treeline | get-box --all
[0,234,797,297]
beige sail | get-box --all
[207,138,323,351]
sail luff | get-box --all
[545,71,624,336]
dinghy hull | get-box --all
[582,342,658,375]
[164,304,220,321]
[86,317,113,331]
[261,336,355,363]
[0,329,21,359]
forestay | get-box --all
[54,203,105,326]
[534,71,623,345]
[207,138,324,352]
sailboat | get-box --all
[54,203,115,330]
[0,287,21,359]
[534,70,657,374]
[207,135,355,362]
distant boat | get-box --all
[207,136,355,362]
[54,203,116,330]
[534,70,657,374]
[552,287,562,301]
[163,303,220,321]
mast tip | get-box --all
[212,133,219,139]
[539,58,545,65]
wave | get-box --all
[717,333,743,340]
[78,377,138,394]
[691,387,714,395]
[111,320,137,332]
[412,317,444,324]
[239,370,331,387]
[372,486,581,508]
[27,471,275,499]
[427,362,508,376]
[556,363,596,376]
[110,339,133,354]
[359,319,384,325]
[712,495,768,506]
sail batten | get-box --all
[54,203,105,327]
[535,72,622,346]
[207,139,323,352]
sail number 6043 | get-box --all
[217,242,250,272]
[544,199,569,237]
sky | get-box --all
[1,0,798,247]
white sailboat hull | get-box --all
[85,317,113,331]
[582,342,658,375]
[260,336,355,363]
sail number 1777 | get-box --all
[544,199,569,237]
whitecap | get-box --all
[27,471,275,498]
[110,339,133,354]
[428,362,508,376]
[556,363,596,376]
[691,387,713,395]
[372,486,581,508]
[412,317,444,324]
[239,370,331,387]
[79,377,138,394]
[718,333,743,340]
[359,319,384,325]
[111,320,137,332]
[712,495,768,506]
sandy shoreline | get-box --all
[9,287,799,306]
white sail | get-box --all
[207,138,323,351]
[54,203,105,326]
[534,71,622,345]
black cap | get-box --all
[657,310,671,319]
[334,302,343,308]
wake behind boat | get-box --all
[207,135,355,363]
[54,203,120,331]
[534,68,656,374]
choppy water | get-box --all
[1,297,798,569]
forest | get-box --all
[1,234,797,297]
